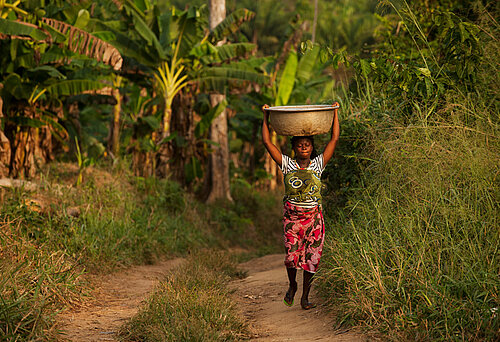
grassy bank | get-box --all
[319,92,499,340]
[316,3,499,339]
[0,164,281,340]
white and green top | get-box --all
[280,154,325,209]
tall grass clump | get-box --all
[319,109,499,340]
[120,250,248,341]
[0,213,85,340]
[0,169,214,273]
[318,1,499,340]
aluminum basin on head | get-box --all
[265,104,339,136]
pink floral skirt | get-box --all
[283,201,325,273]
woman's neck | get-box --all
[296,157,310,168]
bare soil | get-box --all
[231,254,368,342]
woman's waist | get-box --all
[283,200,322,214]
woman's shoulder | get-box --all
[309,154,325,171]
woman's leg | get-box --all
[283,267,297,306]
[301,270,316,310]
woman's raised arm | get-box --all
[261,105,282,166]
[322,103,340,165]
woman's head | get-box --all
[291,135,317,159]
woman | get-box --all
[261,103,340,310]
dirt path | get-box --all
[57,258,183,341]
[58,254,366,341]
[231,254,367,342]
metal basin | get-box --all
[265,104,339,136]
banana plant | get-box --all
[0,1,125,177]
[154,30,188,136]
[91,1,268,180]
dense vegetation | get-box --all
[0,0,498,341]
[318,1,499,340]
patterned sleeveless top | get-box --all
[280,154,325,209]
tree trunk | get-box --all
[0,88,11,178]
[108,76,122,158]
[206,0,232,202]
[156,105,172,178]
[171,89,195,186]
[312,0,319,43]
[11,108,37,179]
[206,93,232,202]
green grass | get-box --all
[0,214,86,340]
[317,3,499,338]
[119,250,249,342]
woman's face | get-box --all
[293,138,313,159]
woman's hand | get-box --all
[323,102,340,164]
[262,104,270,121]
[332,102,339,120]
[261,104,282,166]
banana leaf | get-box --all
[41,17,123,71]
[216,43,256,61]
[27,66,66,80]
[122,2,166,58]
[209,8,255,43]
[296,45,320,83]
[189,41,218,59]
[276,50,298,106]
[40,23,66,43]
[196,66,269,93]
[157,12,172,48]
[46,80,108,97]
[8,116,45,128]
[2,73,31,100]
[0,18,48,41]
[94,21,161,67]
